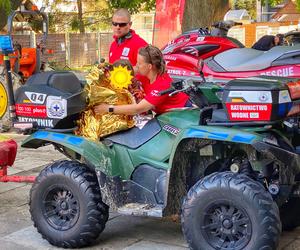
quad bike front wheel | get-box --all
[181,171,281,250]
[30,160,109,248]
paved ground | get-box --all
[0,133,300,250]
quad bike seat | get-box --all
[104,119,161,149]
[213,45,300,72]
[26,71,83,94]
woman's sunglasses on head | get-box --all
[112,22,129,27]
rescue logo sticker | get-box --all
[122,47,130,57]
[258,92,270,102]
[25,92,47,104]
[46,96,67,119]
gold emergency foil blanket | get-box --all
[75,66,135,140]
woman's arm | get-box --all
[94,99,154,115]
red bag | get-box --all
[0,139,17,167]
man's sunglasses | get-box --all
[112,22,129,27]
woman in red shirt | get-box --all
[94,45,189,116]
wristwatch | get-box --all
[108,105,114,113]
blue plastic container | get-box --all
[0,35,13,53]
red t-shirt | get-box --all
[109,29,148,66]
[138,73,189,114]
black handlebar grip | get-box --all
[158,88,175,96]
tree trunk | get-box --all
[0,0,22,31]
[182,0,230,32]
[77,0,85,33]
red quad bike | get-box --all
[163,21,300,82]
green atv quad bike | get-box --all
[2,35,300,249]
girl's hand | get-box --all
[94,104,109,115]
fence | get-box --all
[12,21,300,69]
[12,32,113,68]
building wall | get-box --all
[131,12,155,44]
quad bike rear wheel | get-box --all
[30,160,109,248]
[0,73,21,132]
[181,171,281,250]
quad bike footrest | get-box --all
[117,203,163,217]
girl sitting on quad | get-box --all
[94,45,190,116]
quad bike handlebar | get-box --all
[158,78,197,97]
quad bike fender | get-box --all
[163,125,300,216]
[171,125,262,152]
[21,131,114,174]
[169,125,300,181]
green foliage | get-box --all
[0,0,22,31]
[46,0,155,32]
[234,0,256,18]
[296,0,300,12]
[44,0,112,32]
[108,0,156,14]
[234,0,286,19]
[235,0,246,9]
[0,0,11,15]
[261,0,283,6]
[71,18,80,31]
